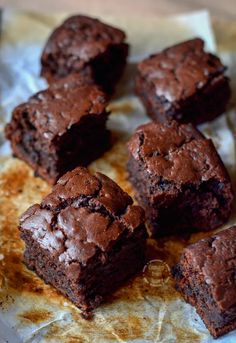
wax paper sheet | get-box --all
[0,9,236,343]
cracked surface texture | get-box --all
[6,74,108,141]
[20,167,146,266]
[128,121,229,185]
[172,226,236,338]
[127,121,234,235]
[5,74,110,184]
[137,38,225,102]
[41,15,129,92]
[135,38,231,124]
[184,229,236,311]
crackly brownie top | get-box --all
[9,75,108,141]
[137,38,226,103]
[182,227,236,311]
[42,15,126,67]
[128,120,229,184]
[20,167,146,265]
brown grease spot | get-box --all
[0,158,59,305]
[105,315,143,340]
[108,102,134,114]
[19,309,52,324]
[109,266,177,304]
[0,157,209,341]
[66,311,149,342]
[0,160,29,196]
[160,319,201,342]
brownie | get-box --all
[135,38,231,125]
[19,167,147,316]
[172,227,236,338]
[50,71,95,89]
[127,120,233,236]
[5,74,110,185]
[41,15,129,94]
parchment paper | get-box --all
[0,9,236,343]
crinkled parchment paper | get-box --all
[0,9,236,343]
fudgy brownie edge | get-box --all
[135,38,231,125]
[5,74,110,184]
[172,227,236,338]
[127,120,234,236]
[19,167,148,316]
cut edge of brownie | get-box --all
[22,223,146,316]
[40,15,129,94]
[50,113,111,182]
[19,167,148,316]
[172,228,236,338]
[128,156,233,236]
[135,38,231,125]
[172,262,236,338]
[135,72,231,125]
[5,83,111,185]
[87,42,129,94]
[127,121,234,236]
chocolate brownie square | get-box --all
[5,74,110,185]
[135,38,231,125]
[19,167,147,316]
[41,15,129,94]
[172,227,236,338]
[127,120,233,236]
